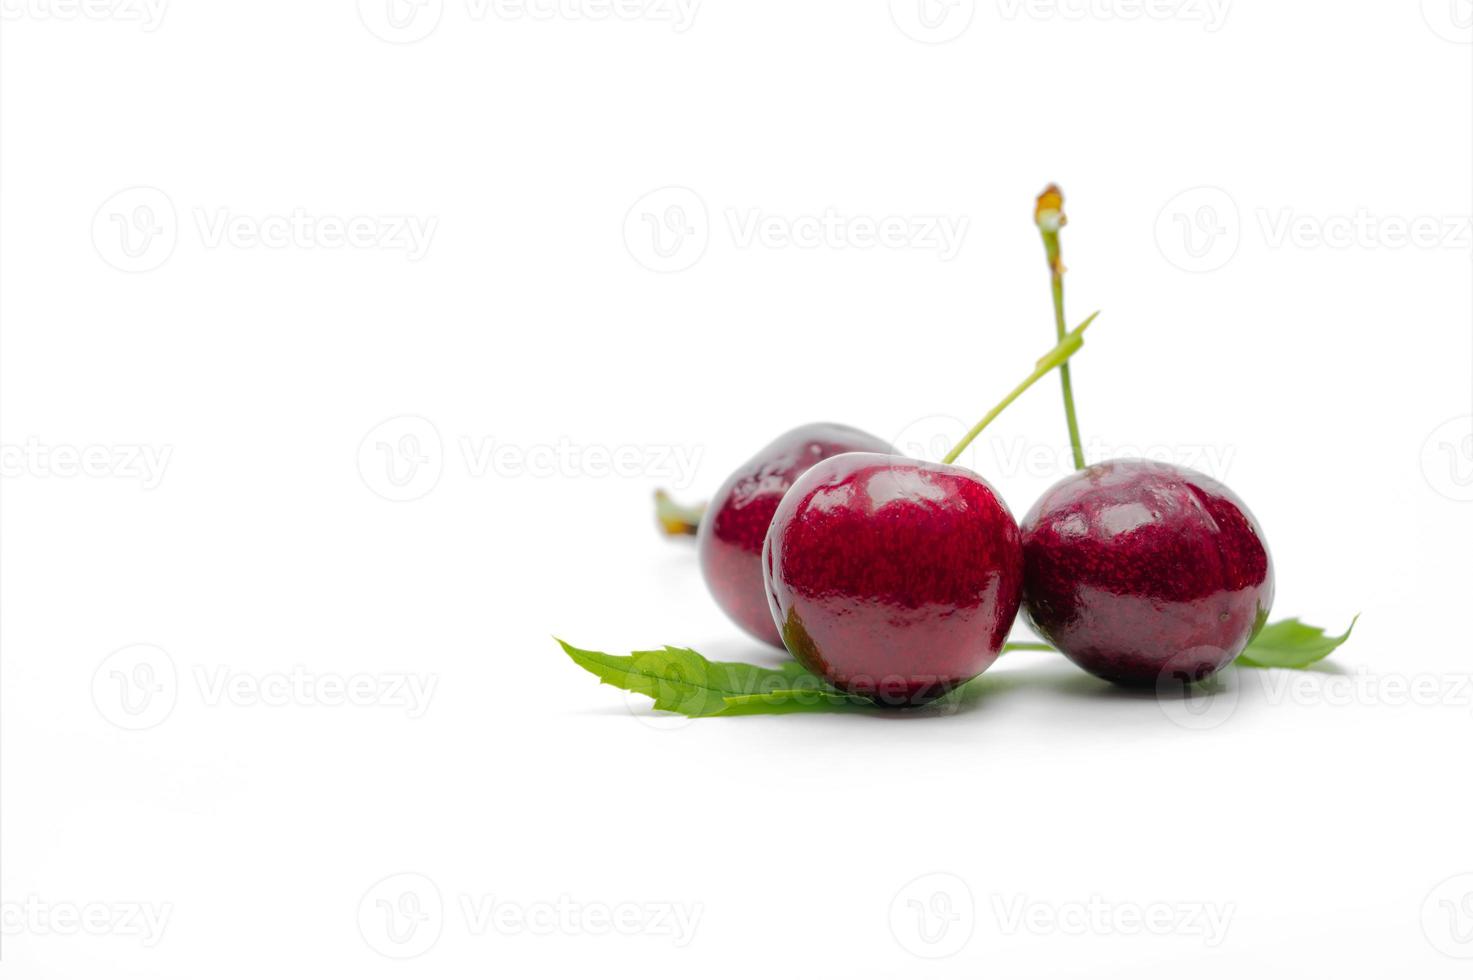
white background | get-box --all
[3,1,1472,976]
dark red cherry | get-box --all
[1021,458,1274,686]
[698,423,894,648]
[762,453,1023,706]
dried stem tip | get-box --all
[654,489,705,537]
[1035,184,1067,233]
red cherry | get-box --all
[698,424,894,647]
[763,452,1023,706]
[1021,459,1274,686]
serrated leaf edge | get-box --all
[1235,615,1360,669]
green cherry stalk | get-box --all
[943,312,1099,465]
[1035,185,1087,471]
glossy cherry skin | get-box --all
[698,423,895,648]
[762,453,1023,706]
[1021,459,1274,687]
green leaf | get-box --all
[559,615,1359,721]
[556,639,868,717]
[1236,616,1358,669]
[720,688,871,713]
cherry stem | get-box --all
[1036,185,1087,470]
[941,312,1100,466]
[654,490,705,537]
